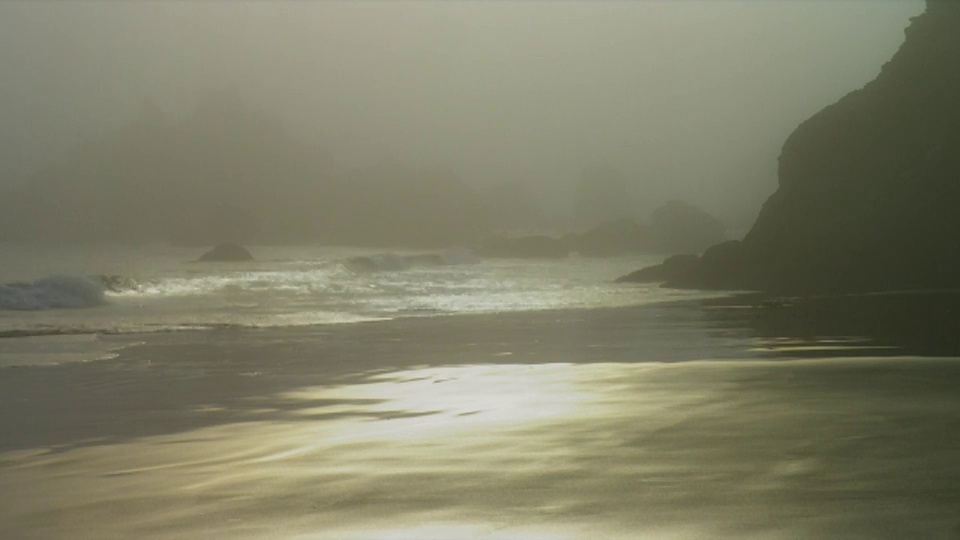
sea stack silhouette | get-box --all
[198,243,255,262]
[621,0,960,294]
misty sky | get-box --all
[0,0,923,230]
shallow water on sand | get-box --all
[2,301,960,539]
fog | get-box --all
[0,0,923,242]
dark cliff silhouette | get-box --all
[622,0,960,294]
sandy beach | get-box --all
[2,295,960,539]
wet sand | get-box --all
[2,295,960,539]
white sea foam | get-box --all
[110,267,349,297]
[343,249,478,273]
[0,246,700,346]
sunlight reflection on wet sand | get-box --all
[280,364,592,442]
[3,358,960,539]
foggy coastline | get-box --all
[3,2,960,539]
[0,1,924,247]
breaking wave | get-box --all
[0,275,106,311]
[96,274,142,293]
[90,249,480,299]
[344,248,479,273]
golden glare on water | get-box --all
[249,361,703,539]
[278,364,593,443]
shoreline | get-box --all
[4,286,960,368]
[2,290,959,453]
[0,289,728,368]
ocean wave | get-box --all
[344,249,479,273]
[439,247,481,266]
[111,267,349,297]
[0,275,106,311]
[74,249,483,300]
[96,274,142,293]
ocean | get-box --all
[0,243,716,366]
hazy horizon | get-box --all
[0,0,924,231]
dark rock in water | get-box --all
[197,243,254,262]
[650,201,725,255]
[622,1,960,293]
[572,219,652,257]
[476,235,569,259]
[616,254,699,283]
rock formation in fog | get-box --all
[615,254,699,283]
[0,90,490,248]
[197,243,255,262]
[476,200,724,259]
[622,0,960,293]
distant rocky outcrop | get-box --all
[620,1,960,294]
[197,243,254,262]
[479,202,724,260]
[616,254,699,283]
[565,203,724,258]
[640,240,755,289]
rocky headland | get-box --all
[621,0,960,294]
